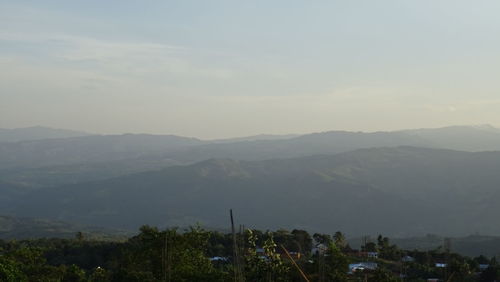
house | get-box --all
[348,262,378,274]
[350,251,379,259]
[278,251,301,260]
[256,248,265,255]
[312,243,328,255]
[287,251,302,260]
[402,255,415,262]
[479,264,490,271]
[210,256,228,262]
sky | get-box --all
[1,0,500,139]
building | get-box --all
[402,255,415,262]
[348,262,378,274]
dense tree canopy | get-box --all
[0,226,493,281]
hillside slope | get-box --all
[7,147,500,237]
[3,125,500,189]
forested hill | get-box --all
[6,146,500,237]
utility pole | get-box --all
[318,248,325,282]
[162,229,172,282]
[163,231,168,282]
[444,237,451,281]
[230,209,244,282]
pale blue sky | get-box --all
[1,0,500,138]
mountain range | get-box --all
[2,125,500,238]
[0,126,91,143]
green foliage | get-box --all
[324,242,348,282]
[89,267,109,282]
[244,229,290,282]
[362,241,377,252]
[333,231,346,249]
[61,264,86,282]
[291,229,312,255]
[0,226,496,281]
[376,235,401,260]
[480,265,500,282]
[115,225,225,282]
[0,244,88,281]
[447,257,474,282]
[0,256,26,282]
[313,233,332,245]
[371,267,399,282]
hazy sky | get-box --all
[1,1,500,138]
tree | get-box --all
[371,267,398,282]
[447,257,473,281]
[375,235,400,260]
[333,231,346,249]
[89,266,109,282]
[480,265,500,282]
[291,229,312,255]
[3,246,66,281]
[75,231,84,242]
[113,225,226,282]
[244,229,290,282]
[0,257,26,282]
[61,264,86,282]
[362,242,377,252]
[324,243,348,282]
[312,233,332,246]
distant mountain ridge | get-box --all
[2,125,500,188]
[2,125,500,238]
[0,215,130,240]
[0,133,206,169]
[7,146,500,237]
[400,124,500,151]
[0,126,91,143]
[212,134,300,143]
